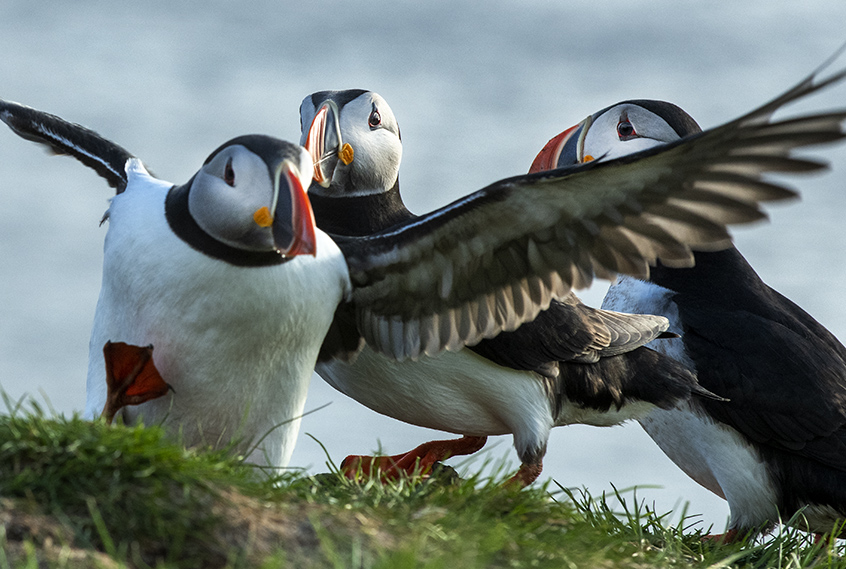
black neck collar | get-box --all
[164,181,293,267]
[309,181,414,237]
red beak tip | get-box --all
[529,124,581,174]
[284,236,317,258]
[282,166,319,258]
[529,137,562,173]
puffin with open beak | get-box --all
[299,62,846,485]
[530,92,846,537]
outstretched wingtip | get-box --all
[739,47,846,126]
[0,98,136,194]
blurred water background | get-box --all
[2,0,846,532]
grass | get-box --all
[1,399,845,568]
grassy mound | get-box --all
[0,403,843,568]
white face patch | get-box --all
[299,90,403,198]
[189,145,276,251]
[335,92,403,197]
[583,104,682,161]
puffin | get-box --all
[0,99,718,474]
[529,84,846,535]
[0,100,349,468]
[4,65,843,479]
[299,63,846,485]
[1,100,707,479]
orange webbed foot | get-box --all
[101,341,172,425]
[341,435,487,482]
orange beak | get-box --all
[272,162,318,257]
[303,101,342,188]
[529,116,592,173]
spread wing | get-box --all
[341,65,846,360]
[0,99,135,193]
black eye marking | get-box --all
[617,119,638,141]
[368,104,382,129]
[224,157,235,187]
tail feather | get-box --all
[554,346,723,418]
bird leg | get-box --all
[341,435,487,481]
[100,341,172,425]
[505,461,544,487]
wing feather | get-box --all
[341,64,846,359]
[0,99,136,192]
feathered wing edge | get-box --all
[0,99,135,192]
[347,59,846,361]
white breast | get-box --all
[84,163,350,468]
[317,337,668,465]
[317,346,555,462]
[603,275,780,530]
[639,403,779,530]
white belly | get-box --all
[603,275,779,530]
[317,339,661,463]
[640,403,779,530]
[317,346,555,461]
[84,180,348,468]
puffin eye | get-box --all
[617,119,637,141]
[368,109,382,128]
[224,158,235,187]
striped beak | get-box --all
[303,100,343,188]
[529,116,593,173]
[268,158,317,256]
